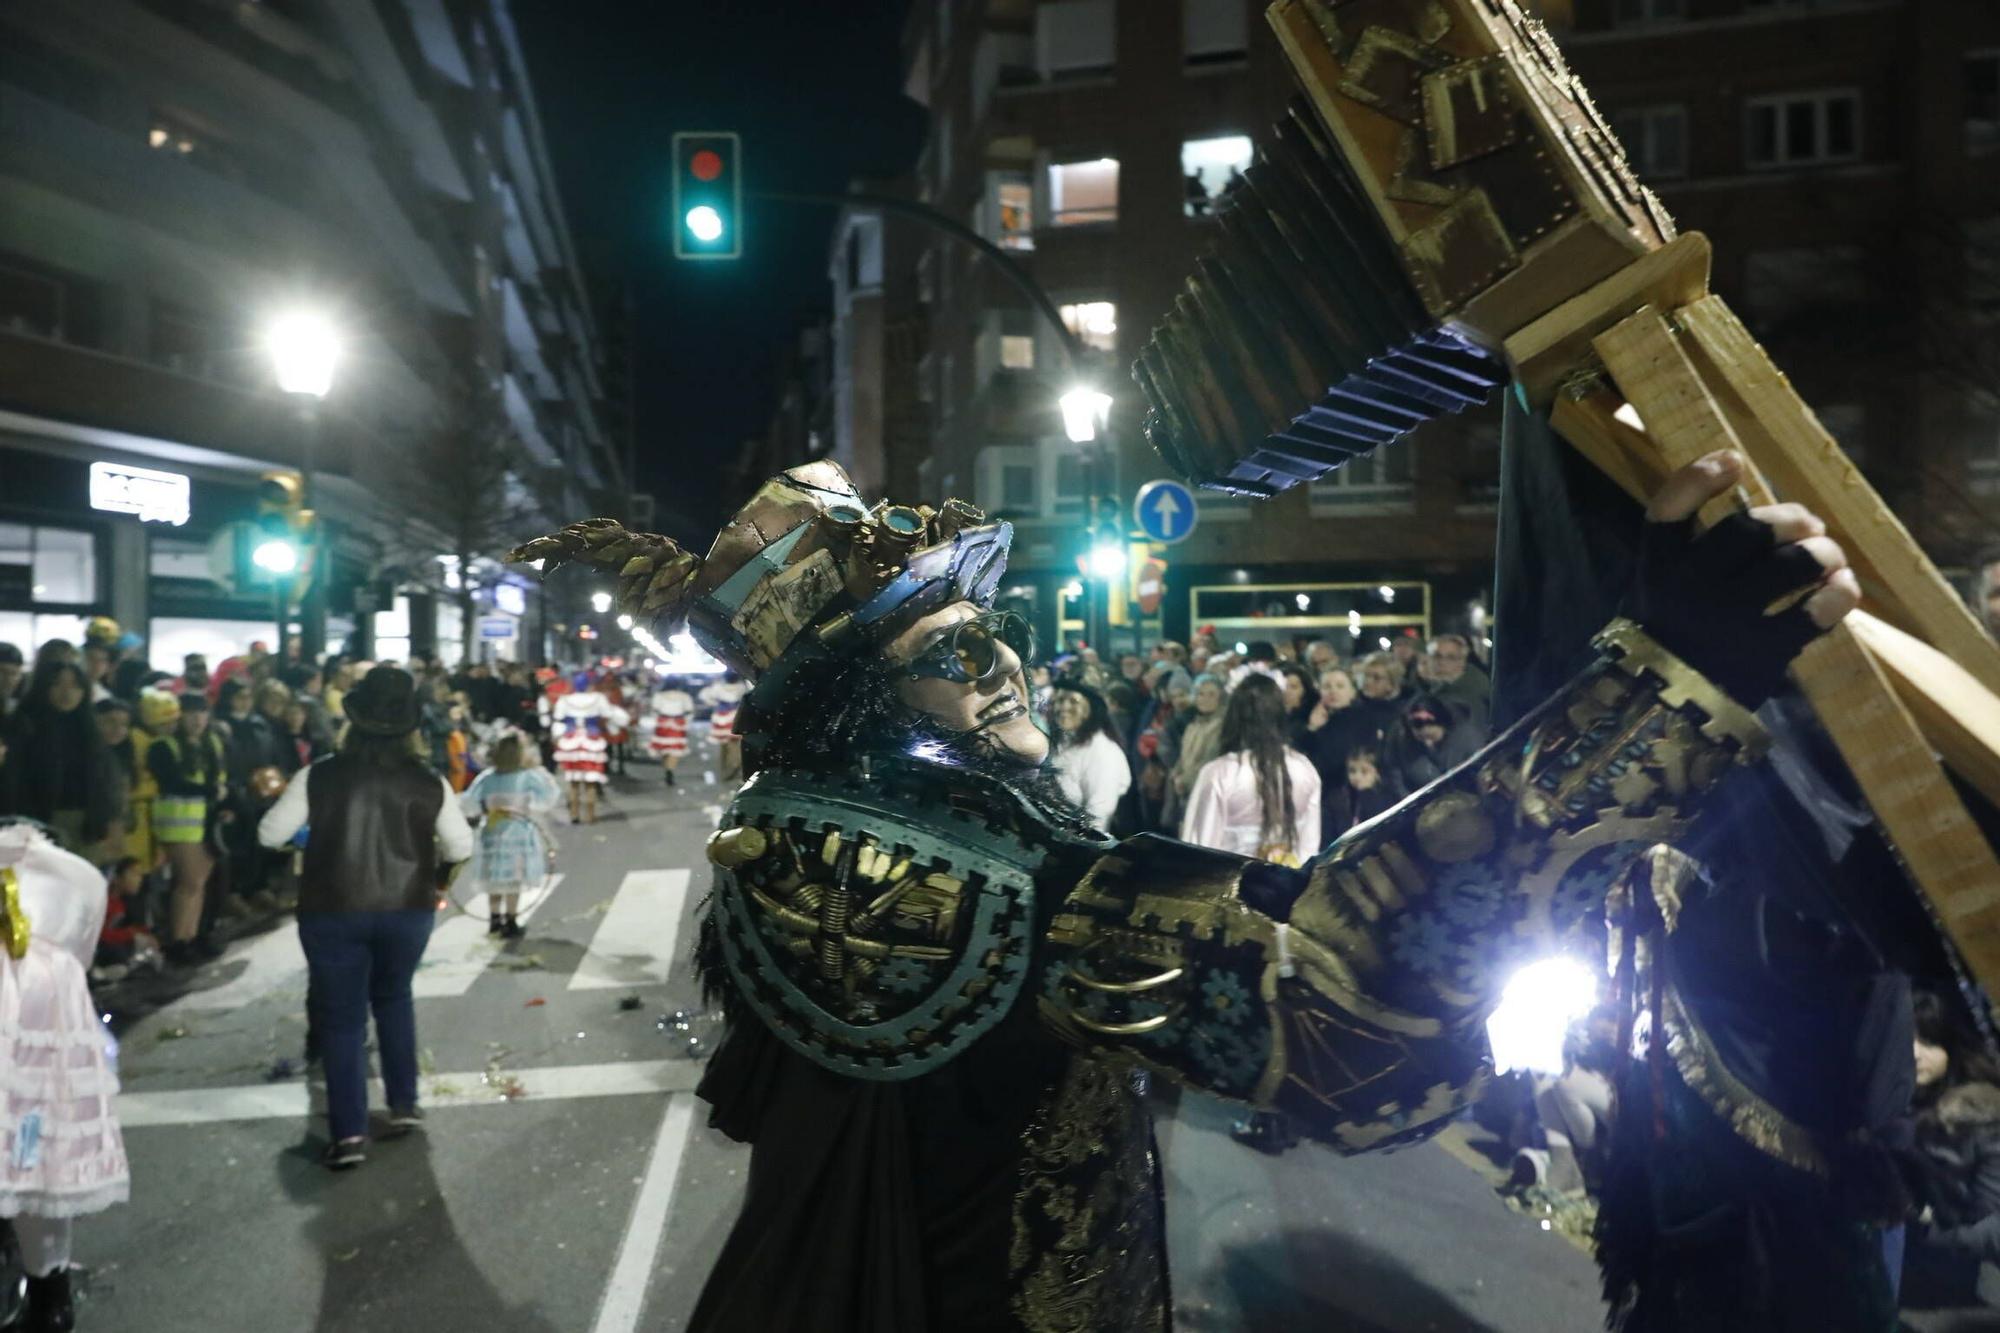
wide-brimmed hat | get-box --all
[344,665,420,736]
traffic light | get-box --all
[672,131,741,260]
[252,470,316,595]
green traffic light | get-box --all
[672,130,741,260]
[252,539,299,575]
[686,205,724,243]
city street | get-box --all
[77,740,1607,1333]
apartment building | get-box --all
[813,0,2000,654]
[1561,0,2000,569]
[0,0,621,667]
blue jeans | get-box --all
[297,910,434,1143]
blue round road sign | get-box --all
[1134,480,1198,545]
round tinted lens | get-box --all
[953,621,1000,682]
[999,614,1036,664]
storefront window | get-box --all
[0,612,90,657]
[0,521,98,607]
[147,617,277,675]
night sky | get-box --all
[513,0,922,545]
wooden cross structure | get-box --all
[1137,0,2000,995]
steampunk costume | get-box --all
[511,450,1841,1331]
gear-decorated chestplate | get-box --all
[707,757,1104,1081]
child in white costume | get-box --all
[550,673,629,824]
[0,822,131,1329]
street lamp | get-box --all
[591,592,613,614]
[1059,386,1113,444]
[265,310,341,398]
[262,307,340,662]
[252,539,299,575]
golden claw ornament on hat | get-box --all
[507,461,1011,680]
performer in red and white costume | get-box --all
[647,678,695,787]
[550,672,628,824]
[699,672,750,782]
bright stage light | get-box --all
[1485,956,1600,1076]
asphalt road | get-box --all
[75,737,1607,1333]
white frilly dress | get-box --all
[0,824,130,1219]
[552,691,630,785]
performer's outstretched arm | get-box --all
[1038,452,1861,1151]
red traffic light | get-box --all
[691,149,724,181]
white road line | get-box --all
[569,868,690,992]
[412,873,564,998]
[117,1057,703,1127]
[162,922,305,1014]
[592,1092,699,1333]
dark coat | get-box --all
[1905,1081,2000,1308]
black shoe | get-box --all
[24,1267,74,1332]
[194,935,226,960]
[322,1137,367,1171]
[488,916,505,935]
[384,1105,425,1138]
[164,941,200,969]
[501,916,525,940]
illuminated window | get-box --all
[1000,334,1036,369]
[1181,135,1253,216]
[1049,158,1118,226]
[1059,301,1117,353]
[997,176,1034,250]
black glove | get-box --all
[1623,509,1826,706]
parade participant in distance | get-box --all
[458,732,560,939]
[257,666,474,1170]
[510,450,1858,1332]
[699,671,750,782]
[549,671,627,824]
[647,676,695,786]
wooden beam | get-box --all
[1674,295,2000,700]
[1547,391,1661,504]
[1849,609,2000,812]
[1504,233,1713,404]
[1585,306,2000,994]
[1590,308,1746,528]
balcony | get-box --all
[0,324,319,475]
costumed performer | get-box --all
[458,732,561,939]
[699,672,749,782]
[0,820,132,1332]
[508,451,1858,1332]
[549,672,628,825]
[647,677,695,786]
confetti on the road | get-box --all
[525,997,546,1007]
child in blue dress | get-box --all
[458,733,561,938]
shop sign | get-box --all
[479,615,517,641]
[89,462,190,526]
[494,583,528,616]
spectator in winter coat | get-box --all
[1903,991,2000,1312]
[0,661,123,860]
[1323,745,1397,837]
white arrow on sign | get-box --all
[1149,490,1182,525]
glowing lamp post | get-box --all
[263,308,341,661]
[1059,386,1112,445]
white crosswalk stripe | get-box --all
[117,1057,703,1127]
[569,868,691,991]
[162,921,304,1015]
[412,873,564,998]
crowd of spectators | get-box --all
[0,626,557,974]
[1040,625,1495,859]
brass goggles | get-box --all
[902,610,1035,687]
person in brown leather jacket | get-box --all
[258,666,473,1171]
